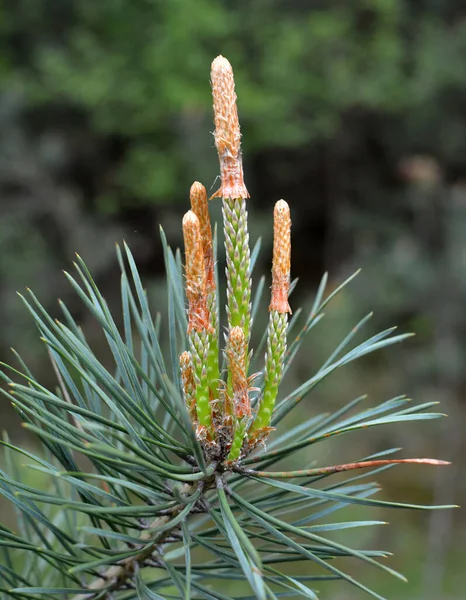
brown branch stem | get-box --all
[72,494,191,600]
[241,458,451,479]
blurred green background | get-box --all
[0,1,465,598]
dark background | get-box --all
[0,1,464,598]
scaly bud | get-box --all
[180,351,196,424]
[190,182,215,291]
[225,326,252,463]
[250,200,291,437]
[227,326,250,418]
[182,210,212,333]
[269,200,292,314]
[210,55,249,200]
[189,182,220,423]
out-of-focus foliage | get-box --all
[2,0,466,208]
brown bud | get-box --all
[227,326,250,418]
[270,200,291,314]
[182,210,212,332]
[210,55,249,200]
[180,351,196,422]
[190,182,215,291]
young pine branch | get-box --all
[0,55,453,600]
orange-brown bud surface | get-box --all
[180,351,196,421]
[190,181,215,291]
[182,210,212,332]
[270,200,292,314]
[227,326,250,418]
[210,55,249,200]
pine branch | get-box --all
[0,54,453,600]
[71,483,205,600]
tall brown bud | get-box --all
[269,200,291,314]
[227,326,250,418]
[190,181,215,291]
[180,351,196,423]
[182,210,212,332]
[210,55,249,200]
